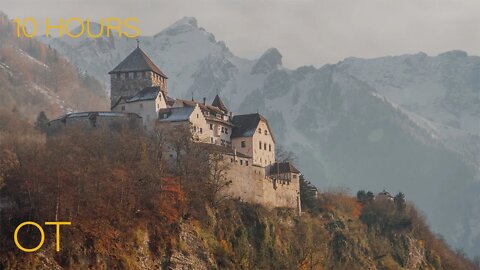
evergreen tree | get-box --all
[366,191,375,203]
[394,192,406,212]
[300,175,318,212]
[34,111,49,133]
[357,190,367,202]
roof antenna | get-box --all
[191,91,194,101]
[136,38,140,48]
[216,89,220,95]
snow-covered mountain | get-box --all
[40,17,480,257]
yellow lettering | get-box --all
[23,18,37,38]
[106,17,122,37]
[45,18,64,37]
[45,221,71,252]
[123,17,140,38]
[65,17,84,38]
[14,222,45,252]
[12,18,22,37]
[86,18,104,38]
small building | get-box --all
[231,113,276,166]
[377,190,394,201]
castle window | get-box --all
[259,141,262,149]
[120,73,125,79]
[258,128,262,133]
[269,144,271,152]
[129,72,134,79]
[210,124,213,130]
[240,160,243,165]
[197,114,199,118]
[241,141,246,148]
[211,138,214,143]
[264,143,267,150]
[137,72,141,78]
[145,72,149,78]
[225,128,229,134]
[246,161,249,166]
[121,106,125,111]
[221,127,225,133]
[231,158,234,163]
[200,128,203,134]
[265,130,268,135]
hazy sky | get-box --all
[2,0,480,68]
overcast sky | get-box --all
[2,0,480,68]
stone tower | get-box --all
[108,46,168,108]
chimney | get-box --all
[203,97,206,105]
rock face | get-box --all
[166,223,216,270]
[250,48,282,75]
[40,18,480,257]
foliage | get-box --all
[0,110,477,269]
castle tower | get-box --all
[108,46,168,108]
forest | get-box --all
[0,108,478,269]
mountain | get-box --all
[40,17,480,257]
[0,13,108,120]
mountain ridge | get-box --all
[32,16,480,258]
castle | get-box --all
[50,46,301,211]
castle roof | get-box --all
[158,107,194,122]
[50,111,141,122]
[268,162,300,175]
[126,86,161,103]
[108,47,167,78]
[212,94,228,112]
[231,113,275,142]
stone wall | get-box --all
[222,156,300,210]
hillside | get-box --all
[0,13,108,121]
[40,16,480,257]
[0,111,477,269]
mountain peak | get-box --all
[437,50,468,59]
[163,17,199,36]
[175,17,198,28]
[251,48,283,75]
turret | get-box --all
[108,46,167,108]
